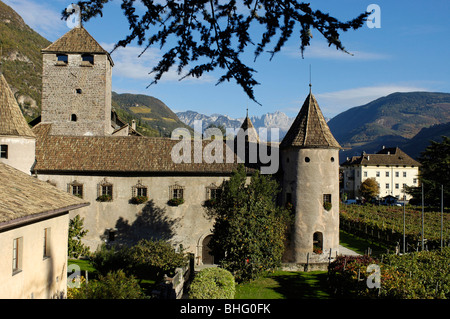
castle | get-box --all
[3,24,341,266]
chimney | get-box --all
[132,120,136,130]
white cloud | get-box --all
[103,43,215,84]
[282,41,389,61]
[316,84,429,118]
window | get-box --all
[98,179,113,201]
[413,178,417,184]
[323,194,332,211]
[395,183,399,189]
[305,157,310,163]
[12,237,23,274]
[0,145,8,159]
[395,172,399,177]
[386,171,389,177]
[56,54,68,65]
[386,183,390,189]
[313,232,323,254]
[376,171,380,177]
[43,228,51,258]
[363,171,367,177]
[403,172,407,177]
[81,54,94,65]
[102,185,113,197]
[136,186,147,197]
[76,88,82,94]
[172,188,183,199]
[69,181,83,198]
[71,114,77,122]
[169,184,185,206]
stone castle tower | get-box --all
[40,25,113,136]
[280,88,341,263]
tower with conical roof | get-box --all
[280,88,341,264]
[234,108,260,164]
[40,24,114,136]
[0,73,36,173]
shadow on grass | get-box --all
[235,271,332,299]
[270,271,331,299]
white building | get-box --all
[341,147,420,201]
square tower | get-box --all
[41,26,113,136]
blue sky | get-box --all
[4,0,450,119]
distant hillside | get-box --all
[328,92,450,161]
[401,122,450,159]
[112,92,193,137]
[0,0,51,121]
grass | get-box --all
[339,229,391,256]
[235,271,331,299]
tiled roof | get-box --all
[236,116,260,143]
[341,147,421,167]
[41,26,113,64]
[280,92,340,149]
[0,162,89,225]
[33,124,251,174]
[0,74,35,138]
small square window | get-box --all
[81,54,94,65]
[72,185,83,198]
[56,54,68,65]
[386,172,389,177]
[173,188,183,199]
[136,187,147,197]
[0,145,8,159]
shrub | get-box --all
[97,194,112,202]
[68,270,145,299]
[323,201,332,211]
[130,195,148,204]
[91,244,130,276]
[127,239,188,280]
[168,198,184,206]
[189,267,235,299]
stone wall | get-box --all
[41,53,112,136]
[37,173,244,264]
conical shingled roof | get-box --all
[280,91,340,149]
[240,115,260,143]
[0,74,35,138]
[41,26,113,64]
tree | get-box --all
[407,136,450,205]
[68,214,90,258]
[62,1,369,103]
[359,177,379,201]
[206,164,291,282]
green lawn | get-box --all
[235,271,331,299]
[339,229,391,256]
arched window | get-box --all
[313,232,323,254]
[71,114,77,122]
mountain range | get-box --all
[1,0,449,161]
[176,110,296,140]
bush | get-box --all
[68,270,145,299]
[168,198,184,206]
[91,244,130,276]
[127,239,188,280]
[130,195,148,204]
[188,267,235,299]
